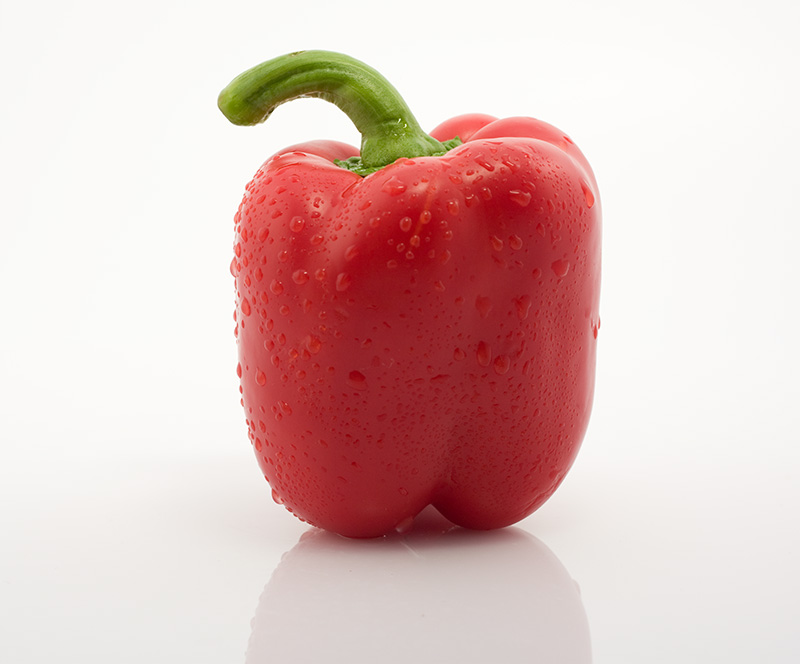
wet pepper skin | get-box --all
[232,114,601,537]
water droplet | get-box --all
[493,355,510,375]
[480,187,492,200]
[345,245,359,262]
[342,180,358,198]
[475,156,495,171]
[447,199,459,216]
[419,210,432,225]
[398,487,409,496]
[257,226,269,242]
[270,279,284,295]
[234,242,242,257]
[241,298,252,316]
[236,363,242,378]
[382,176,407,196]
[395,516,414,533]
[409,234,421,248]
[490,236,504,251]
[271,488,283,505]
[336,272,352,291]
[475,295,493,319]
[453,347,466,361]
[515,295,532,320]
[229,258,239,277]
[290,216,305,232]
[255,369,267,386]
[306,335,322,354]
[509,190,531,207]
[347,370,367,390]
[551,259,570,278]
[581,181,595,208]
[399,216,413,232]
[509,234,523,250]
[476,341,492,367]
[292,270,310,285]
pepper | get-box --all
[219,51,601,538]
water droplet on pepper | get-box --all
[347,370,367,390]
[581,181,595,208]
[394,515,414,533]
[551,259,570,278]
[515,295,532,320]
[508,190,531,207]
[477,341,492,367]
[493,355,510,375]
[336,273,352,291]
[382,176,407,196]
[475,296,493,319]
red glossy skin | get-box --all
[232,114,601,537]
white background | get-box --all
[1,0,798,661]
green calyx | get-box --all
[334,136,463,176]
[218,50,461,176]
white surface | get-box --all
[1,1,798,662]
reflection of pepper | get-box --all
[219,51,601,538]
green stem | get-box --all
[218,50,460,175]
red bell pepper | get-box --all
[219,51,601,538]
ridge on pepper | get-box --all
[220,50,601,538]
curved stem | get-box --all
[218,50,460,175]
